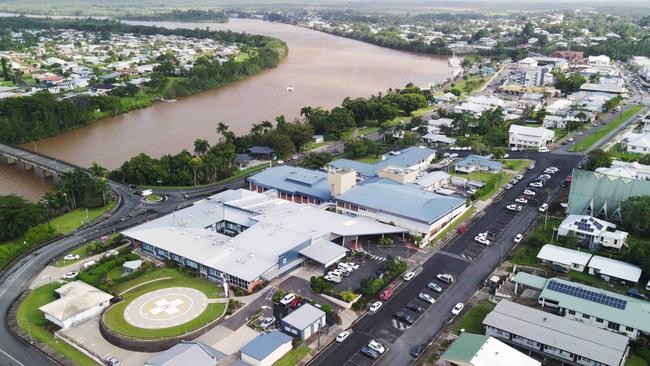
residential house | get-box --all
[558,215,628,250]
[441,332,540,366]
[239,330,292,366]
[536,244,592,272]
[508,125,555,150]
[454,155,503,174]
[39,281,113,329]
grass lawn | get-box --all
[107,266,125,281]
[17,283,98,366]
[450,170,513,201]
[273,346,310,366]
[570,105,644,152]
[512,217,563,266]
[145,194,163,202]
[54,240,98,267]
[626,354,648,366]
[432,206,477,242]
[452,302,495,335]
[49,202,115,234]
[104,268,225,339]
[498,159,530,172]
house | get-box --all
[421,133,457,146]
[414,171,451,191]
[542,115,567,129]
[280,303,326,340]
[508,124,555,150]
[247,146,275,160]
[536,244,592,272]
[482,300,630,366]
[587,256,642,284]
[595,160,650,180]
[248,165,332,205]
[620,132,650,154]
[512,272,650,339]
[434,92,458,104]
[588,55,611,66]
[557,215,628,250]
[145,340,227,366]
[123,259,142,274]
[239,330,292,366]
[236,154,254,168]
[312,135,324,144]
[454,155,502,174]
[39,281,113,329]
[440,332,540,366]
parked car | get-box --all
[503,183,513,190]
[406,302,423,313]
[360,346,379,360]
[260,316,275,329]
[410,343,426,358]
[324,274,341,283]
[280,293,296,306]
[368,340,386,354]
[523,189,536,196]
[474,236,491,245]
[403,272,415,281]
[63,254,80,261]
[336,330,351,342]
[538,146,549,153]
[515,197,528,204]
[369,301,383,313]
[515,174,524,180]
[436,273,455,283]
[418,293,435,304]
[379,288,394,301]
[506,204,523,211]
[62,271,78,279]
[627,288,647,300]
[529,181,543,188]
[551,264,569,274]
[395,311,415,325]
[539,203,549,212]
[104,355,120,366]
[290,298,302,309]
[427,282,442,292]
[345,262,360,270]
[451,302,464,315]
[514,234,523,243]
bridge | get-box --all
[0,142,77,179]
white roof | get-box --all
[623,132,650,149]
[471,337,540,366]
[508,124,555,139]
[415,171,451,187]
[588,256,642,283]
[537,244,592,267]
[281,304,325,330]
[40,281,113,323]
[596,160,650,179]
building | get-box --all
[567,168,650,222]
[551,50,584,62]
[579,83,626,95]
[482,300,630,366]
[620,132,650,154]
[414,171,451,191]
[145,341,227,366]
[508,125,555,150]
[39,281,113,329]
[123,259,142,274]
[421,133,457,146]
[587,256,642,284]
[248,165,332,205]
[280,303,326,340]
[333,178,468,246]
[536,244,592,272]
[239,330,292,366]
[557,215,628,250]
[454,155,503,174]
[440,332,540,366]
[595,160,650,180]
[512,273,650,339]
[588,55,611,67]
[327,146,436,180]
[247,146,275,160]
[542,115,567,129]
[123,189,406,292]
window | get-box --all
[626,326,634,332]
[582,313,590,319]
[568,310,576,315]
[596,318,604,323]
[608,321,620,330]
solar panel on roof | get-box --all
[547,280,627,310]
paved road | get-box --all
[308,152,581,366]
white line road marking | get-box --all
[0,348,25,366]
[0,288,7,298]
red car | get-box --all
[379,288,394,301]
[290,297,302,309]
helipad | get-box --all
[124,287,208,329]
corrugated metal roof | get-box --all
[588,256,642,283]
[240,330,292,361]
[329,147,436,178]
[248,166,332,201]
[281,304,325,330]
[536,244,593,267]
[455,155,503,170]
[145,341,226,366]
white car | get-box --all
[514,234,523,243]
[523,189,536,196]
[345,262,360,270]
[539,203,549,212]
[510,147,519,152]
[451,302,464,315]
[515,197,528,204]
[506,204,522,211]
[403,272,415,281]
[280,293,296,306]
[529,181,543,188]
[474,236,491,246]
[503,154,510,158]
[427,282,442,292]
[436,273,455,283]
[369,301,383,313]
[324,274,342,283]
[503,183,513,190]
[338,263,353,271]
[260,316,276,329]
[467,188,478,195]
[538,147,549,153]
[62,271,78,279]
[515,174,524,180]
[418,293,435,304]
[63,254,80,261]
[368,340,386,354]
[336,330,351,343]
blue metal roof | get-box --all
[455,155,503,170]
[240,330,292,361]
[329,147,436,178]
[335,178,466,224]
[248,166,332,201]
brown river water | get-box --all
[0,18,450,200]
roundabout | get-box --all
[124,287,208,329]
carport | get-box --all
[300,241,348,267]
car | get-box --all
[503,154,510,158]
[63,254,80,261]
[506,204,522,211]
[474,236,491,245]
[332,268,350,277]
[280,293,296,306]
[523,189,536,196]
[528,163,535,170]
[406,302,423,313]
[538,146,549,153]
[510,178,519,185]
[561,140,568,145]
[529,181,543,188]
[410,343,426,358]
[443,152,450,157]
[436,273,455,283]
[379,288,394,301]
[345,262,360,270]
[503,183,513,190]
[511,147,519,152]
[104,355,120,366]
[515,174,524,180]
[368,340,386,354]
[539,203,549,212]
[514,234,523,243]
[568,137,575,142]
[336,330,351,342]
[403,271,415,281]
[427,282,443,292]
[539,174,552,180]
[451,302,464,315]
[360,346,379,360]
[369,301,383,312]
[466,188,478,195]
[260,316,276,329]
[337,262,353,271]
[546,167,559,173]
[627,288,648,300]
[515,197,528,204]
[324,274,342,283]
[418,292,435,304]
[62,271,78,279]
[551,264,569,274]
[290,298,302,309]
[395,311,415,325]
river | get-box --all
[0,18,450,199]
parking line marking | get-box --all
[0,349,25,366]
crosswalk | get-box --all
[367,253,386,261]
[391,318,411,331]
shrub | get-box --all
[292,337,303,349]
[24,224,58,245]
[338,290,358,302]
[377,237,394,246]
[272,289,287,303]
[310,276,333,294]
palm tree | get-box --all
[250,123,263,136]
[193,138,210,155]
[89,162,108,179]
[261,120,273,133]
[189,156,203,186]
[216,122,229,137]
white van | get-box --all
[82,260,96,270]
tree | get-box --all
[193,138,210,155]
[1,57,9,81]
[0,194,45,240]
[89,162,108,179]
[621,196,650,237]
[584,149,612,171]
[301,152,333,169]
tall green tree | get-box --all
[0,194,44,240]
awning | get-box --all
[300,241,348,267]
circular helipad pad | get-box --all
[124,287,208,329]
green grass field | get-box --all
[17,284,98,366]
[104,268,225,339]
[626,353,648,366]
[499,159,530,171]
[54,240,98,267]
[570,105,644,152]
[432,206,477,242]
[452,302,495,334]
[273,346,310,366]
